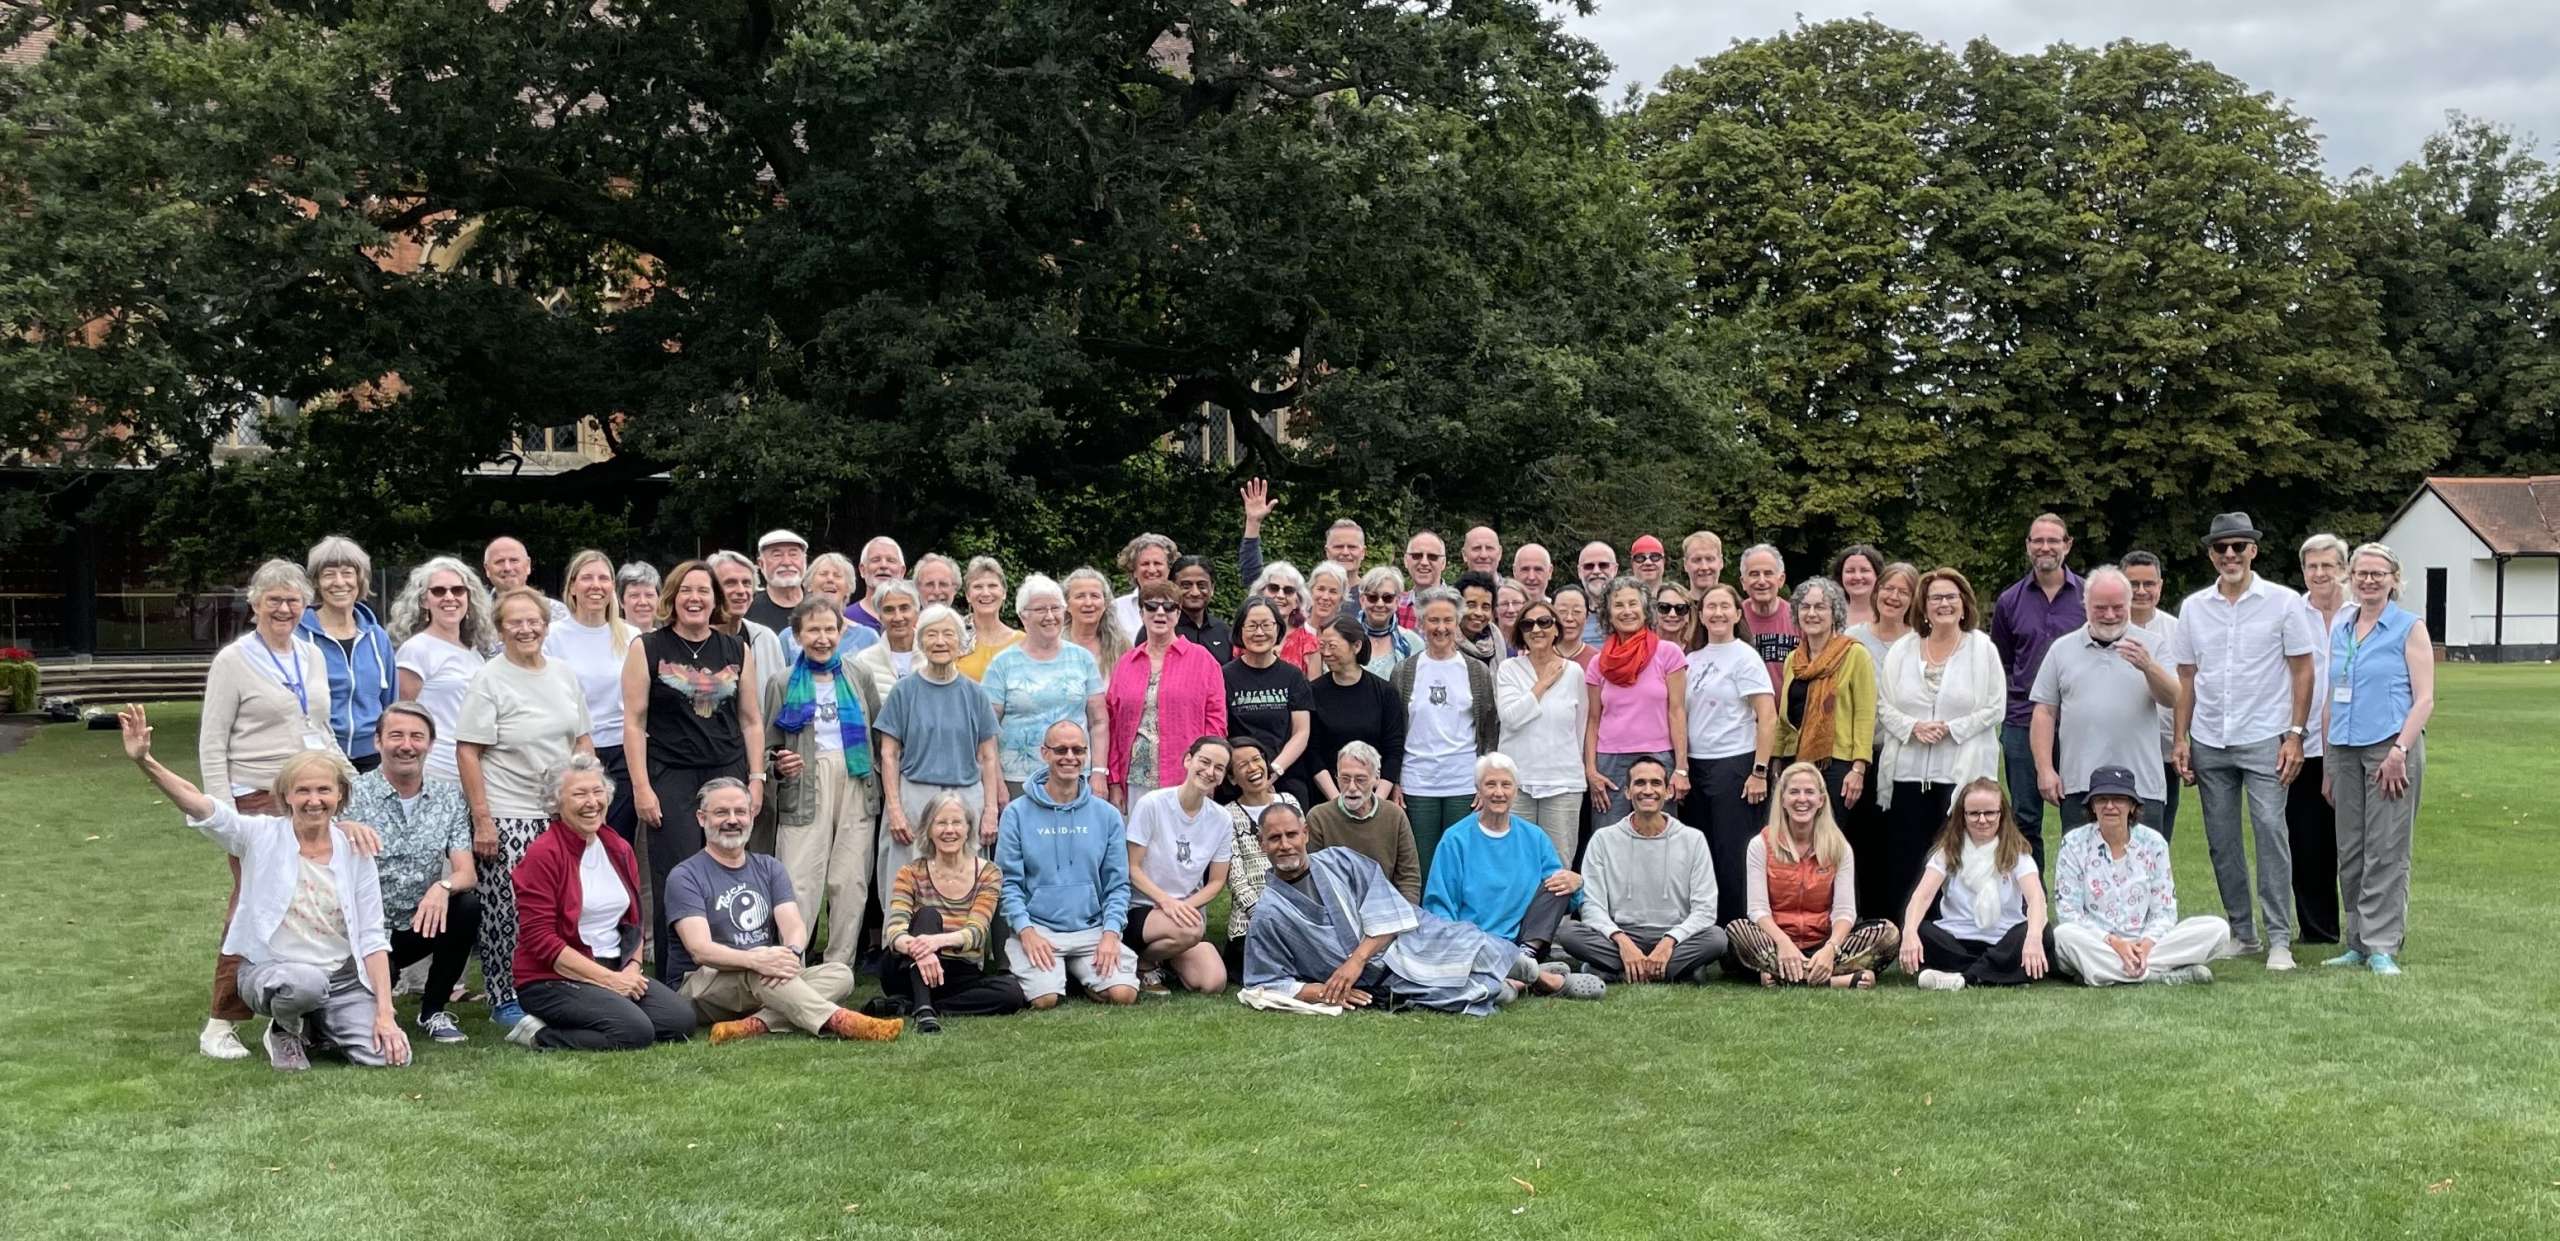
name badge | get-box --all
[2331,686,2352,706]
[303,729,337,752]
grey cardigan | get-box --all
[1388,649,1499,758]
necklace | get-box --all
[672,626,714,662]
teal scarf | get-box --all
[775,651,871,778]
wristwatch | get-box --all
[436,878,456,894]
[1752,763,1770,776]
[2284,725,2307,739]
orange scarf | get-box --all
[1595,628,1662,688]
[1785,634,1854,762]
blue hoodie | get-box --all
[997,776,1131,936]
[298,602,397,761]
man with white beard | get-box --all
[848,536,908,632]
[746,529,809,634]
[666,779,903,1044]
[2029,567,2176,832]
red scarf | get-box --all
[1595,627,1662,688]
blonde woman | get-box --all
[1722,762,1899,988]
[1063,566,1130,671]
[956,555,1020,680]
[547,550,638,838]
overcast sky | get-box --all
[1557,1,2560,179]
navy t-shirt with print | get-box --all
[661,850,796,981]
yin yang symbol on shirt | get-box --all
[714,881,773,940]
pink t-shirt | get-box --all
[1583,639,1688,755]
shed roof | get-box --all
[2397,476,2560,556]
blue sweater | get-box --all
[297,603,397,761]
[997,777,1131,935]
[1423,813,1576,941]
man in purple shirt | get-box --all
[1989,512,2085,858]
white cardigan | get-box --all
[1873,630,2005,809]
[190,802,391,988]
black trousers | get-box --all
[1881,783,1956,926]
[386,889,483,1018]
[1517,888,1571,950]
[645,756,747,980]
[596,744,638,845]
[2286,756,2341,943]
[1683,753,1761,927]
[519,956,696,1051]
[1918,919,2057,987]
[2158,763,2181,843]
[350,752,383,775]
[878,908,1029,1016]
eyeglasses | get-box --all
[2210,541,2252,556]
[427,585,468,598]
[1655,602,1690,616]
[1140,600,1180,614]
[1926,594,1963,606]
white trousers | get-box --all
[2054,917,2231,986]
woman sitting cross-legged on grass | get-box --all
[505,755,696,1050]
[121,705,409,1071]
[872,792,1032,1032]
[1723,761,1900,988]
[1897,778,2055,990]
[2049,765,2231,986]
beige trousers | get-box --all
[779,760,878,966]
[679,962,856,1034]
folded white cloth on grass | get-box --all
[1237,985,1344,1016]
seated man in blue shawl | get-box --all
[1243,803,1601,1015]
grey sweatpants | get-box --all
[2192,736,2294,948]
[2329,737,2422,957]
[1557,919,1728,982]
[238,959,397,1067]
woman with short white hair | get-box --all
[299,536,396,773]
[983,574,1110,798]
[1354,565,1421,677]
[1301,561,1353,677]
[615,561,660,633]
[873,603,1006,901]
[1416,753,1600,996]
[197,558,342,1060]
[1251,559,1318,670]
[1112,533,1181,640]
[2289,531,2352,946]
[849,578,924,705]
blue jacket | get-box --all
[996,776,1131,935]
[298,602,397,761]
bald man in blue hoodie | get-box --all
[996,720,1139,1008]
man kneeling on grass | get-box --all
[2051,765,2231,986]
[669,779,902,1044]
[1243,803,1597,1016]
[1557,757,1728,984]
[996,720,1139,1008]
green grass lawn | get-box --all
[5,666,2557,1239]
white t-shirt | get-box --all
[812,673,845,753]
[578,836,629,958]
[1402,653,1477,797]
[1684,640,1775,760]
[454,656,593,819]
[1925,847,2037,943]
[1126,786,1235,903]
[543,617,631,749]
[265,857,354,968]
[2140,610,2181,761]
[396,633,486,782]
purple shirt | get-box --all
[1989,568,2084,726]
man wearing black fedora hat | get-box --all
[2168,512,2319,972]
[2050,765,2231,985]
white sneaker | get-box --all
[198,1017,249,1060]
[505,1013,547,1049]
[2212,936,2257,961]
[2266,944,2296,972]
[1916,969,1967,992]
[2156,964,2213,985]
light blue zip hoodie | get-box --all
[997,775,1131,935]
[298,601,396,761]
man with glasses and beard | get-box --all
[1574,542,1620,644]
[2171,513,2318,972]
[2030,567,2177,833]
[747,530,810,636]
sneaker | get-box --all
[418,1011,468,1044]
[2213,937,2259,961]
[1138,968,1171,996]
[2367,953,2402,977]
[2155,964,2213,986]
[492,1001,526,1033]
[263,1019,311,1072]
[505,1013,547,1049]
[2266,944,2297,972]
[1915,969,1967,992]
[199,1017,249,1061]
[1556,972,1606,1001]
[709,1016,770,1045]
[913,1006,942,1035]
[2321,949,2366,968]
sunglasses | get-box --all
[2210,541,2252,556]
[1362,592,1398,603]
[427,585,468,598]
[1632,552,1665,563]
[1045,744,1089,756]
[1141,600,1180,614]
[1519,617,1558,632]
[1580,562,1612,571]
[1406,551,1443,561]
[1656,603,1691,616]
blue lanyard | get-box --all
[262,640,309,714]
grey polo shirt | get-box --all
[2028,623,2169,801]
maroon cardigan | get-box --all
[511,820,643,987]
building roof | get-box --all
[2398,476,2560,556]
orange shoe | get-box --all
[825,1009,903,1042]
[709,1016,770,1045]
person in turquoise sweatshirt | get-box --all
[995,719,1138,1008]
[298,536,399,771]
[1422,752,1584,958]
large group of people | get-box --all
[161,493,2435,1067]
